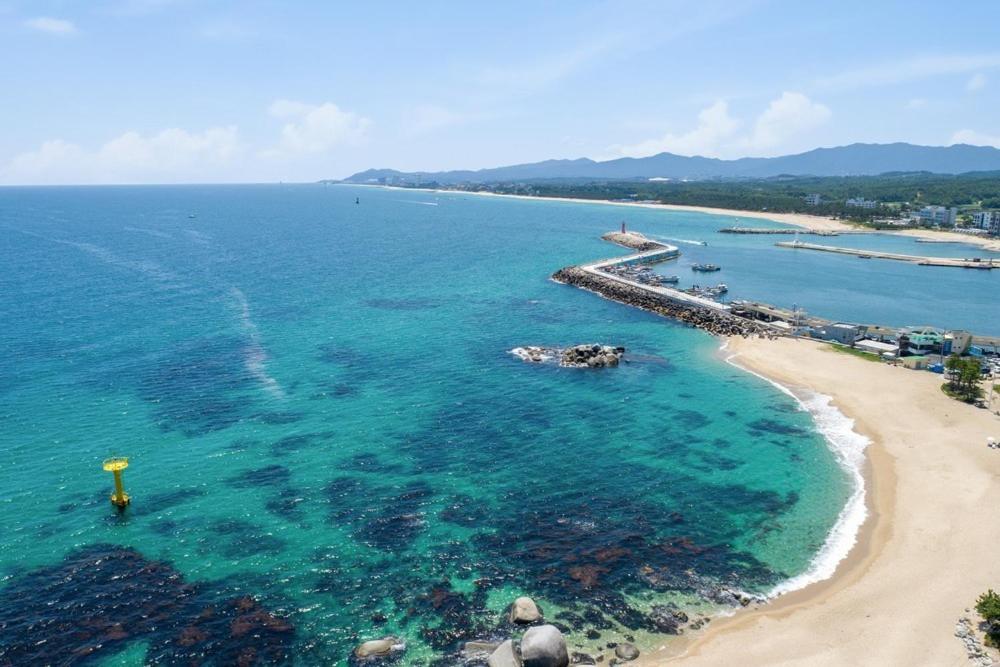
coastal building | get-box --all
[898,326,945,356]
[915,205,957,227]
[972,211,1000,235]
[846,197,877,209]
[812,322,864,345]
[855,339,898,357]
[943,330,973,356]
[804,193,822,206]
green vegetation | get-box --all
[825,344,882,363]
[433,171,1000,225]
[976,589,1000,646]
[941,354,984,403]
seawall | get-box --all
[552,266,774,338]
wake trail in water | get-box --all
[8,228,189,288]
[230,287,285,400]
[400,200,439,206]
[652,235,707,246]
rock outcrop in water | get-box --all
[350,636,406,665]
[561,344,625,367]
[510,596,543,624]
[510,344,625,368]
[552,266,774,338]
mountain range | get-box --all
[342,143,1000,184]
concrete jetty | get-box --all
[552,233,776,338]
[776,240,1000,269]
[720,227,846,236]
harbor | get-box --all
[555,229,1000,361]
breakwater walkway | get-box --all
[776,240,1000,269]
[553,233,776,337]
[719,227,874,236]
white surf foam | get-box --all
[723,346,870,598]
[231,287,286,399]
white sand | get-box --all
[640,337,1000,666]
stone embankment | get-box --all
[600,231,665,252]
[553,266,774,338]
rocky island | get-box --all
[511,344,626,368]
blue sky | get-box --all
[2,0,999,184]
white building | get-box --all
[846,197,877,209]
[972,211,1000,235]
[804,193,822,206]
[915,205,957,227]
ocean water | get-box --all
[0,183,970,664]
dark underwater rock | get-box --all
[0,544,293,665]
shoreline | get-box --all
[355,184,1000,252]
[643,337,1000,666]
[720,342,872,600]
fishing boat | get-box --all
[691,263,721,272]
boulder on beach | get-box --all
[488,639,521,667]
[464,640,502,659]
[510,596,542,624]
[520,624,569,667]
[614,642,640,661]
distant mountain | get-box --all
[341,143,1000,184]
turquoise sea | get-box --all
[0,184,994,665]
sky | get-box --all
[2,0,1000,185]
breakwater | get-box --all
[776,240,1000,269]
[553,266,774,337]
[719,227,844,236]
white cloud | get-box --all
[905,98,927,110]
[4,127,241,185]
[966,72,987,92]
[817,53,1000,91]
[950,129,1000,148]
[612,100,741,158]
[24,16,77,34]
[743,92,831,152]
[265,100,371,155]
[610,92,831,159]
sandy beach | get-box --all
[639,336,1000,666]
[386,186,1000,252]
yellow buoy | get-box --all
[102,457,131,508]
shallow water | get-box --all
[0,183,976,664]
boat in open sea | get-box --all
[692,263,721,272]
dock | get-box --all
[776,240,1000,269]
[718,227,875,236]
[552,233,777,337]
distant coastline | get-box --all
[347,183,1000,253]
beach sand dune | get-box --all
[645,337,1000,666]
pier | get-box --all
[552,233,777,337]
[718,227,869,236]
[776,240,1000,269]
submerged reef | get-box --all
[0,544,293,665]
